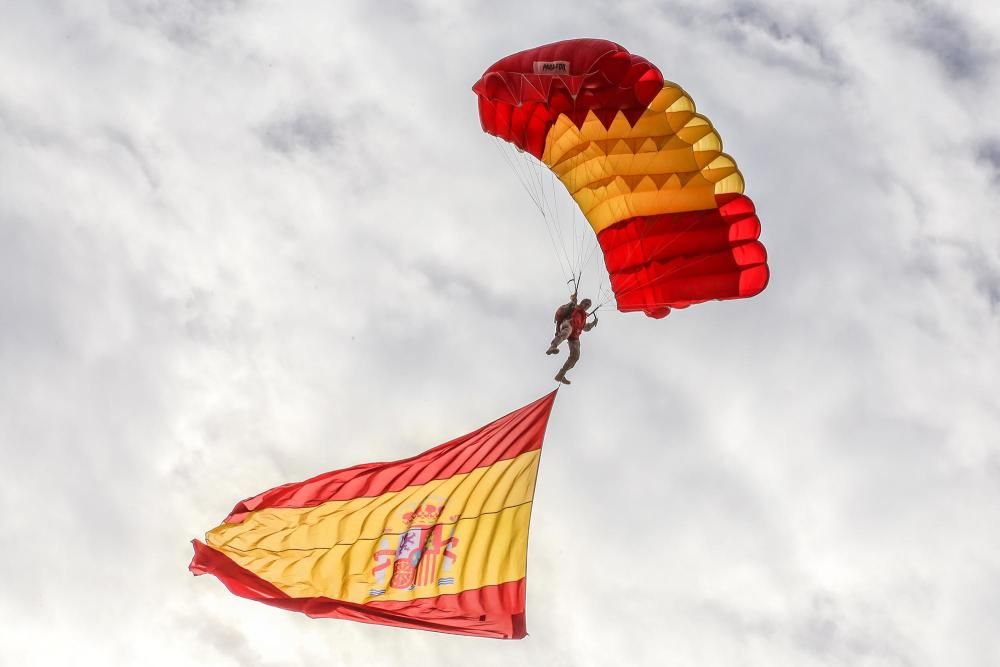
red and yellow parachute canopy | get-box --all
[473,39,769,318]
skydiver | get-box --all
[547,292,578,355]
[546,296,598,385]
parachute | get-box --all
[473,39,769,318]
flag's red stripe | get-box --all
[224,391,558,522]
[190,540,528,639]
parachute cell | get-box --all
[473,39,769,318]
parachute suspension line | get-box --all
[591,253,610,309]
[588,140,611,283]
[492,138,577,285]
[563,133,606,299]
[589,141,616,314]
[529,155,571,276]
[518,138,588,290]
[575,132,616,307]
[540,159,580,287]
[524,148,550,213]
[557,170,582,284]
[537,166,580,276]
[552,153,578,285]
[601,283,614,305]
[580,235,603,278]
[596,286,618,310]
[568,141,584,284]
[492,139,574,284]
[565,142,582,279]
[491,138,543,213]
[546,126,585,287]
[523,148,579,283]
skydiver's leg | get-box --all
[555,339,580,383]
[547,321,572,354]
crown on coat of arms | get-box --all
[403,503,444,527]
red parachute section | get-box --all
[598,194,768,318]
[473,38,663,158]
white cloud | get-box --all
[1,1,998,665]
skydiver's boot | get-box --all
[554,373,570,385]
[546,346,559,355]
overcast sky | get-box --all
[2,1,999,665]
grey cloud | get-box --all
[658,0,845,82]
[697,593,916,665]
[902,0,997,80]
[108,0,248,46]
[908,236,1000,314]
[725,2,823,50]
[259,111,339,156]
[357,0,427,24]
[409,257,526,319]
[979,276,1000,311]
[977,140,1000,184]
[969,251,1000,312]
[792,595,915,666]
[104,127,160,190]
[190,618,267,666]
[725,4,843,79]
[0,99,71,150]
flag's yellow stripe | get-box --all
[204,449,540,603]
[540,83,746,234]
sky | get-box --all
[1,0,998,665]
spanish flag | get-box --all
[190,391,558,639]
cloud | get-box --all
[977,139,1000,183]
[2,1,999,665]
[108,0,249,46]
[259,111,339,155]
[901,0,998,80]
